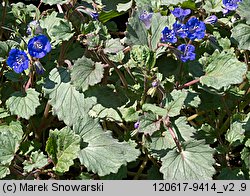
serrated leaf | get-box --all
[142,103,168,116]
[40,11,73,45]
[0,122,23,165]
[203,0,223,13]
[138,113,161,135]
[200,51,247,90]
[173,117,196,141]
[225,121,245,146]
[89,104,123,122]
[184,90,201,108]
[42,0,68,5]
[43,68,95,126]
[6,88,40,120]
[46,127,80,173]
[71,56,104,92]
[50,20,74,42]
[151,13,175,51]
[125,10,148,46]
[104,38,124,54]
[160,140,216,180]
[217,168,245,180]
[165,90,188,117]
[231,23,250,50]
[0,165,10,179]
[117,0,133,12]
[237,0,250,25]
[23,151,48,172]
[0,108,10,118]
[241,147,250,169]
[73,115,140,176]
[161,0,187,6]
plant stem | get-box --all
[133,155,148,180]
[167,126,183,153]
[0,0,7,40]
[177,78,200,90]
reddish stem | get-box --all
[177,78,200,90]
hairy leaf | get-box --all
[73,115,140,176]
[160,140,216,180]
[71,56,104,92]
[231,23,250,50]
[6,89,40,120]
[237,0,250,25]
[46,127,80,173]
[43,68,95,126]
[200,51,247,90]
[23,151,48,172]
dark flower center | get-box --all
[34,41,43,50]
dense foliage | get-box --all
[0,0,250,180]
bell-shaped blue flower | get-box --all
[177,44,196,62]
[204,15,218,25]
[223,0,242,11]
[27,20,43,35]
[161,27,177,43]
[139,11,153,29]
[173,22,188,38]
[134,121,140,129]
[186,17,206,40]
[6,49,30,73]
[28,34,52,58]
[171,8,191,22]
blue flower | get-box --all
[90,12,99,20]
[161,27,177,43]
[6,49,30,73]
[34,61,45,75]
[28,34,51,58]
[171,8,191,21]
[177,44,196,62]
[173,22,188,38]
[223,0,242,11]
[26,20,43,35]
[152,81,158,87]
[186,17,206,40]
[134,121,140,129]
[139,11,153,29]
[204,15,218,25]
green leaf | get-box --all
[160,0,187,6]
[217,168,245,180]
[125,10,148,46]
[237,0,250,25]
[0,108,10,119]
[43,68,95,126]
[89,104,123,122]
[200,51,247,90]
[0,41,8,62]
[42,0,68,5]
[23,151,48,173]
[117,0,133,12]
[160,140,216,180]
[184,90,201,108]
[71,56,104,92]
[40,11,74,45]
[165,90,188,117]
[46,127,80,173]
[6,88,40,120]
[241,147,250,169]
[50,20,74,42]
[138,113,161,135]
[151,13,175,51]
[142,103,167,116]
[100,165,127,180]
[231,23,250,50]
[173,117,196,142]
[203,0,223,13]
[0,121,23,165]
[225,121,245,146]
[73,115,140,176]
[0,165,10,179]
[104,38,124,54]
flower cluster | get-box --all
[7,21,51,74]
[222,0,242,14]
[160,8,207,62]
